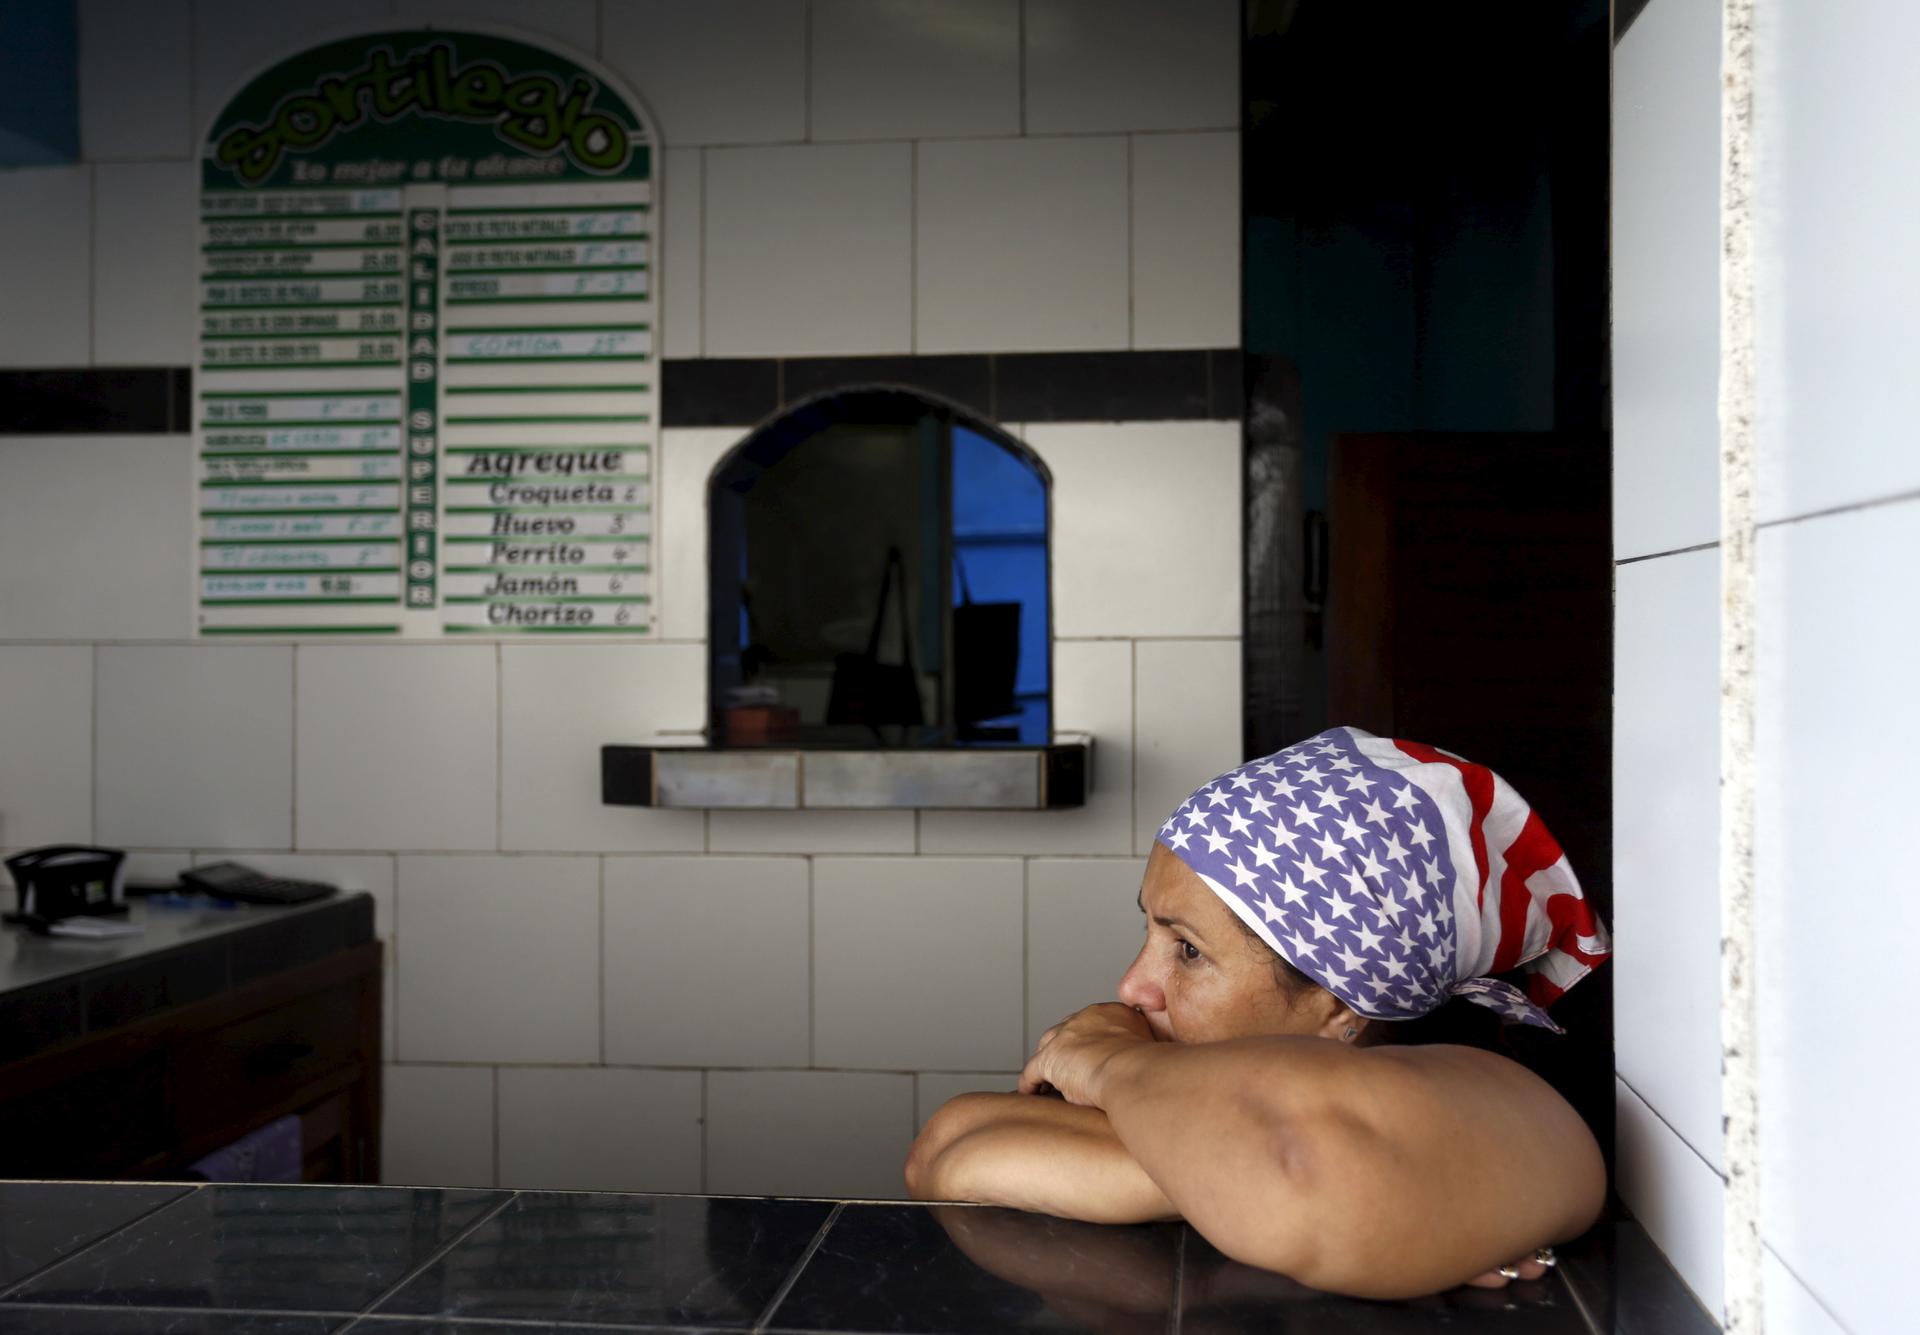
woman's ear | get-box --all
[1300,988,1366,1043]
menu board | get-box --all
[195,30,657,637]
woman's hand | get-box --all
[1018,1002,1158,1106]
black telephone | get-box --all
[179,862,336,906]
[3,845,129,930]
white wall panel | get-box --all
[1130,132,1239,349]
[604,855,811,1068]
[0,167,92,367]
[93,162,195,366]
[706,1070,914,1198]
[96,646,293,849]
[1133,639,1242,854]
[810,0,1020,141]
[813,856,1024,1071]
[1616,1076,1725,1320]
[0,647,94,849]
[1613,550,1723,1170]
[916,136,1129,353]
[383,1063,495,1188]
[1612,0,1722,559]
[705,143,913,357]
[0,437,193,641]
[600,1,807,146]
[1031,420,1241,640]
[1754,504,1920,1335]
[79,0,192,161]
[1024,0,1237,134]
[498,1066,702,1193]
[500,644,706,853]
[1757,0,1920,521]
[394,854,600,1064]
[296,646,496,851]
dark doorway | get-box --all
[1240,0,1615,1150]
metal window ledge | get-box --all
[600,738,1090,810]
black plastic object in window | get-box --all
[707,389,1051,747]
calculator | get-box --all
[178,861,336,906]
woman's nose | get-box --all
[1117,949,1165,1012]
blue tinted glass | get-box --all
[951,427,1049,743]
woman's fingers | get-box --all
[1462,1255,1551,1289]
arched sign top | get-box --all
[203,29,653,191]
[194,26,661,640]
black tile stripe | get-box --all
[3,352,1242,436]
[0,369,177,434]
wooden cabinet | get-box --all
[0,942,381,1183]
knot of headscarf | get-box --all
[1157,726,1611,1033]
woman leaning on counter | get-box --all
[907,727,1611,1300]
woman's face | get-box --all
[1117,843,1347,1045]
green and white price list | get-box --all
[196,179,655,636]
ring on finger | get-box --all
[1533,1247,1557,1269]
[1497,1264,1522,1281]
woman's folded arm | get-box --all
[903,1091,1178,1224]
[1080,1036,1607,1298]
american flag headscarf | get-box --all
[1157,727,1611,1032]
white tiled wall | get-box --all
[394,855,602,1064]
[1611,552,1722,1172]
[1753,502,1919,1335]
[916,135,1130,353]
[810,0,1021,142]
[383,1063,497,1188]
[0,167,91,366]
[3,2,1245,1204]
[92,163,195,366]
[1610,2,1729,1316]
[1611,0,1721,561]
[1755,0,1920,523]
[96,645,294,850]
[497,1066,703,1193]
[1024,0,1238,135]
[0,647,94,849]
[812,857,1025,1071]
[1034,421,1242,639]
[706,1070,915,1199]
[705,143,914,357]
[1617,2,1920,1328]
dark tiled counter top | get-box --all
[0,1181,1715,1334]
[0,894,374,1063]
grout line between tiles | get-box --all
[1126,135,1136,348]
[598,856,607,1065]
[336,1190,518,1330]
[503,641,510,852]
[86,164,96,367]
[1166,1223,1187,1335]
[1616,539,1720,566]
[806,855,817,1065]
[802,0,814,143]
[290,645,299,847]
[909,139,918,353]
[1753,484,1920,532]
[1616,1073,1726,1183]
[752,1201,844,1332]
[1020,857,1031,1057]
[699,1068,710,1193]
[1557,1264,1605,1335]
[2,1302,360,1324]
[1761,1240,1854,1335]
[698,146,709,358]
[89,643,99,842]
[1017,0,1028,135]
[492,1066,502,1187]
[0,1185,201,1301]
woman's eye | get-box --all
[1178,939,1201,962]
